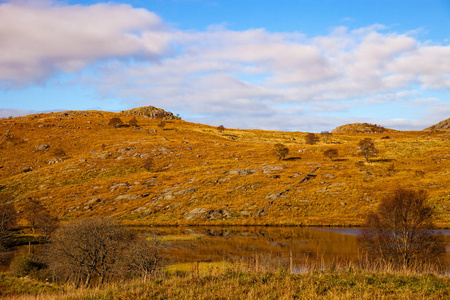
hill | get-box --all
[425,118,450,131]
[331,123,392,134]
[0,108,449,227]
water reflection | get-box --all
[2,227,449,272]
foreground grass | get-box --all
[1,266,450,299]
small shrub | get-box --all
[305,133,319,145]
[273,144,289,160]
[10,254,48,279]
[158,121,166,129]
[320,131,332,143]
[217,125,225,132]
[129,117,138,127]
[52,148,66,157]
[323,148,338,162]
[143,157,154,172]
[108,117,124,128]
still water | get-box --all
[2,227,449,272]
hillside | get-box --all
[425,118,450,131]
[0,109,449,227]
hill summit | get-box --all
[332,123,390,134]
[122,106,180,120]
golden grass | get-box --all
[0,110,449,227]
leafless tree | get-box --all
[305,133,319,145]
[0,203,16,232]
[323,148,339,162]
[0,203,17,251]
[23,198,45,234]
[358,188,445,270]
[48,218,160,286]
[273,143,289,160]
[47,218,138,286]
[357,138,378,163]
[122,237,163,280]
[35,212,59,238]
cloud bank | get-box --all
[1,1,449,131]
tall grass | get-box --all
[1,257,449,299]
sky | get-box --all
[0,0,449,132]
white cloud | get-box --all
[0,1,449,131]
[0,0,170,87]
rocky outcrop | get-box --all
[332,123,390,133]
[122,106,180,120]
[425,118,450,130]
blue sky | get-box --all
[0,0,449,131]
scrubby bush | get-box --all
[10,254,48,279]
[143,157,154,172]
[305,133,319,145]
[129,117,138,127]
[108,117,124,128]
[273,143,289,160]
[323,148,338,162]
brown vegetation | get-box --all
[304,133,319,145]
[358,188,446,270]
[273,143,289,160]
[0,109,449,227]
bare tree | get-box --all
[305,133,319,145]
[0,203,16,232]
[23,198,45,234]
[35,212,59,238]
[122,237,163,280]
[323,148,338,162]
[357,138,378,163]
[48,218,135,286]
[0,203,17,251]
[273,143,289,160]
[358,188,445,270]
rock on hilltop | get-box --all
[425,118,450,130]
[122,106,180,120]
[332,123,390,133]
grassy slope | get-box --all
[0,110,449,227]
[1,269,450,299]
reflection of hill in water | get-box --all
[146,227,361,264]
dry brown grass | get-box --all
[0,110,448,227]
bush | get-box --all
[273,144,289,160]
[143,157,154,172]
[108,117,124,128]
[305,133,319,145]
[129,117,138,127]
[10,254,48,279]
[323,148,338,162]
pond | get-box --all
[1,227,449,273]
